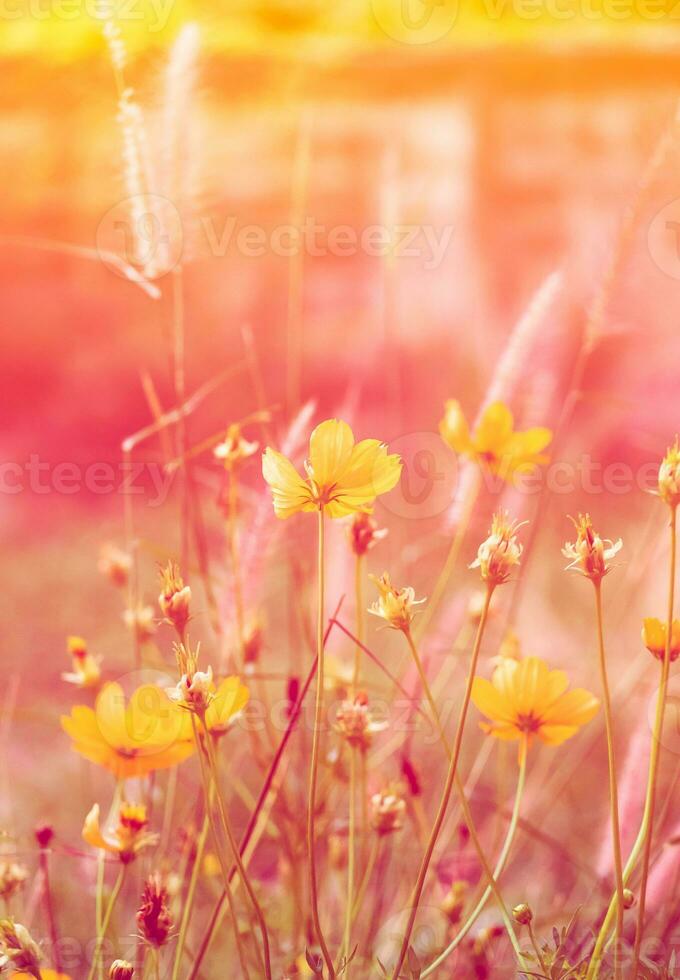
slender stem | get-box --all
[422,739,528,977]
[593,580,624,980]
[528,921,548,976]
[192,719,251,979]
[204,726,272,979]
[341,747,357,974]
[86,866,126,980]
[413,470,480,641]
[170,812,210,980]
[404,628,525,972]
[38,847,61,974]
[353,554,364,691]
[351,835,379,926]
[631,505,677,974]
[587,507,677,979]
[308,507,335,977]
[390,585,495,979]
[227,467,246,668]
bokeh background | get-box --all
[5,0,680,972]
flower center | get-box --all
[516,712,541,734]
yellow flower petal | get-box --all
[439,399,473,455]
[541,688,600,728]
[82,803,117,853]
[308,419,355,486]
[474,402,514,455]
[471,677,515,725]
[262,447,315,519]
[206,676,250,732]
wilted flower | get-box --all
[470,511,525,586]
[335,693,387,751]
[98,544,132,588]
[262,418,401,519]
[368,572,425,632]
[346,512,388,557]
[82,802,157,864]
[0,920,42,978]
[472,656,599,748]
[109,960,134,980]
[370,786,406,835]
[62,635,101,689]
[562,514,622,583]
[655,438,680,509]
[214,423,259,469]
[136,874,173,948]
[642,617,680,663]
[61,682,194,779]
[439,400,551,482]
[123,605,156,644]
[158,561,191,636]
[0,862,28,901]
[168,643,213,715]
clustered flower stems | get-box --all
[86,865,127,980]
[421,736,529,977]
[401,624,526,976]
[630,502,677,974]
[390,584,502,980]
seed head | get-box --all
[346,513,387,557]
[158,561,191,637]
[109,960,135,980]
[470,511,525,586]
[136,874,172,948]
[512,903,533,925]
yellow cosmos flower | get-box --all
[82,801,158,863]
[471,656,599,747]
[439,400,551,481]
[61,682,195,779]
[642,617,680,663]
[262,418,402,519]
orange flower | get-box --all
[61,682,195,779]
[262,418,401,519]
[62,635,101,689]
[82,802,158,863]
[471,656,599,748]
[642,617,680,663]
[439,400,551,482]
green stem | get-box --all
[631,505,677,974]
[308,507,335,977]
[170,812,210,980]
[587,506,677,978]
[203,726,272,979]
[593,580,624,980]
[421,739,528,977]
[86,866,125,980]
[390,587,511,979]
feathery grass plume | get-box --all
[447,270,562,528]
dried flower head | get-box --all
[83,802,158,864]
[262,418,402,519]
[642,617,680,663]
[168,643,213,715]
[346,512,388,557]
[470,511,525,586]
[62,635,102,689]
[158,561,191,636]
[214,422,259,469]
[562,514,622,583]
[334,692,387,751]
[98,544,132,588]
[136,874,173,948]
[439,400,551,482]
[440,881,469,925]
[655,438,680,509]
[368,572,425,632]
[35,824,54,849]
[123,605,156,644]
[0,920,42,978]
[0,862,28,901]
[109,960,134,980]
[370,785,406,835]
